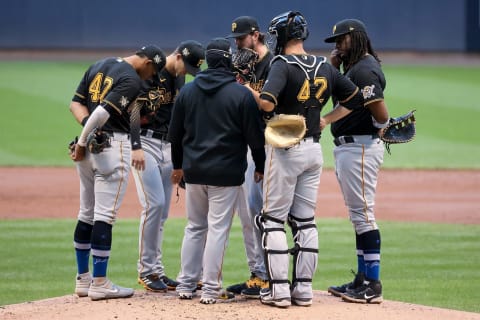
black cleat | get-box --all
[160,275,180,290]
[341,280,383,304]
[138,274,168,292]
[327,270,365,297]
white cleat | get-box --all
[75,272,92,297]
[88,279,134,301]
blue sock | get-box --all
[73,220,93,274]
[75,249,90,274]
[357,251,366,274]
[92,255,109,278]
[365,258,380,281]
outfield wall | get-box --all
[0,0,479,52]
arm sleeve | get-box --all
[77,106,110,146]
[128,99,142,150]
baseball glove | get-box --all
[232,48,258,84]
[68,136,78,157]
[264,114,307,148]
[380,109,416,154]
[86,128,111,154]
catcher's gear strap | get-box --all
[257,214,290,287]
[273,55,326,111]
[271,55,326,81]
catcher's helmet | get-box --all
[268,11,309,55]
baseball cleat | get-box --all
[88,279,134,301]
[178,291,194,299]
[259,288,291,308]
[328,270,365,297]
[75,272,92,297]
[200,297,216,304]
[226,273,266,294]
[240,278,269,298]
[160,275,180,290]
[291,297,312,307]
[341,280,383,304]
[138,274,168,292]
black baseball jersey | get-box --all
[331,54,386,137]
[72,57,142,134]
[138,69,185,134]
[250,50,274,92]
[260,54,362,138]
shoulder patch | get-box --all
[362,85,376,99]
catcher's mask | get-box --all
[267,11,309,55]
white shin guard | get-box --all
[288,214,318,299]
[256,215,291,299]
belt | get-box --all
[334,134,379,146]
[140,129,168,140]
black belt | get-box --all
[333,134,379,146]
[140,129,168,140]
[333,136,355,146]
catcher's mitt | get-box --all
[264,114,307,148]
[86,128,111,154]
[232,48,258,84]
[380,109,416,154]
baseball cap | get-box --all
[206,38,232,69]
[177,40,205,76]
[136,45,166,77]
[226,16,260,38]
[324,19,367,43]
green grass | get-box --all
[1,217,479,312]
[0,62,479,168]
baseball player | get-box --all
[70,45,166,300]
[246,11,363,308]
[321,18,389,304]
[133,40,205,292]
[224,15,274,298]
[168,38,266,304]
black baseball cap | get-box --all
[324,19,367,43]
[206,38,232,69]
[226,16,260,38]
[136,45,166,77]
[177,40,205,76]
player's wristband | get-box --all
[81,116,90,127]
[371,116,389,129]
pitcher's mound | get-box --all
[1,290,479,320]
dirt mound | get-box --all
[2,290,479,320]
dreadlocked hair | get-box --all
[344,31,381,71]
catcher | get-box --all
[245,11,364,308]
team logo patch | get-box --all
[120,96,129,107]
[232,22,237,32]
[182,47,190,57]
[362,85,376,99]
[153,54,162,65]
